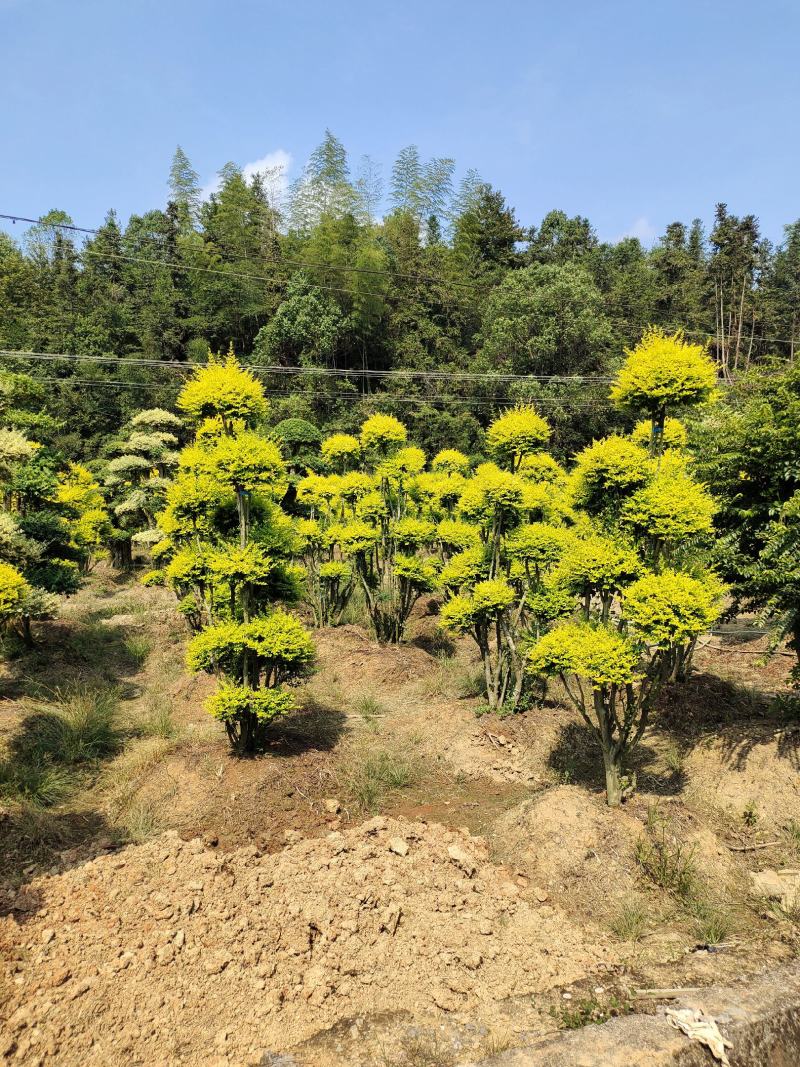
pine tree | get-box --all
[168,145,201,231]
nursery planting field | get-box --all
[1,336,799,1066]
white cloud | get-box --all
[621,216,657,244]
[202,149,293,207]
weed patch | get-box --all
[551,993,633,1030]
[635,817,697,900]
[609,897,648,943]
[340,746,418,812]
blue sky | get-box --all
[1,0,798,246]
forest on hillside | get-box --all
[1,130,799,462]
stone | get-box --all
[156,944,175,965]
[323,799,341,815]
[447,845,477,878]
[388,838,409,857]
[204,951,232,975]
[48,968,71,989]
[379,905,402,935]
[750,868,800,910]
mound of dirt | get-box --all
[497,786,647,906]
[683,730,800,830]
[496,786,741,916]
[444,725,544,785]
[313,624,434,691]
[0,817,617,1065]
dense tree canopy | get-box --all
[1,131,796,465]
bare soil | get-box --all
[1,569,799,1065]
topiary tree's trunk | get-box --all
[602,749,623,807]
[111,536,133,569]
[650,406,667,459]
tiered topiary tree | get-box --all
[529,570,722,805]
[55,463,111,573]
[103,408,182,567]
[330,414,438,643]
[610,328,717,456]
[438,405,568,711]
[521,329,724,804]
[154,352,315,754]
[0,430,106,643]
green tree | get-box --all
[168,145,201,232]
[693,362,800,673]
[159,354,314,753]
[479,263,613,376]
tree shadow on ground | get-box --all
[255,705,349,757]
[0,807,122,921]
[656,672,800,772]
[0,614,147,704]
[409,631,457,657]
[547,719,688,797]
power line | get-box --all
[0,349,619,383]
[5,212,798,347]
[36,376,177,393]
[2,214,477,310]
[0,210,492,298]
[30,376,615,409]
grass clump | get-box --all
[609,898,648,943]
[662,740,685,775]
[635,817,697,900]
[341,746,417,812]
[0,685,120,807]
[0,759,75,807]
[689,899,735,945]
[115,797,167,843]
[13,685,119,765]
[124,633,152,668]
[456,665,486,699]
[785,820,800,850]
[353,692,386,729]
